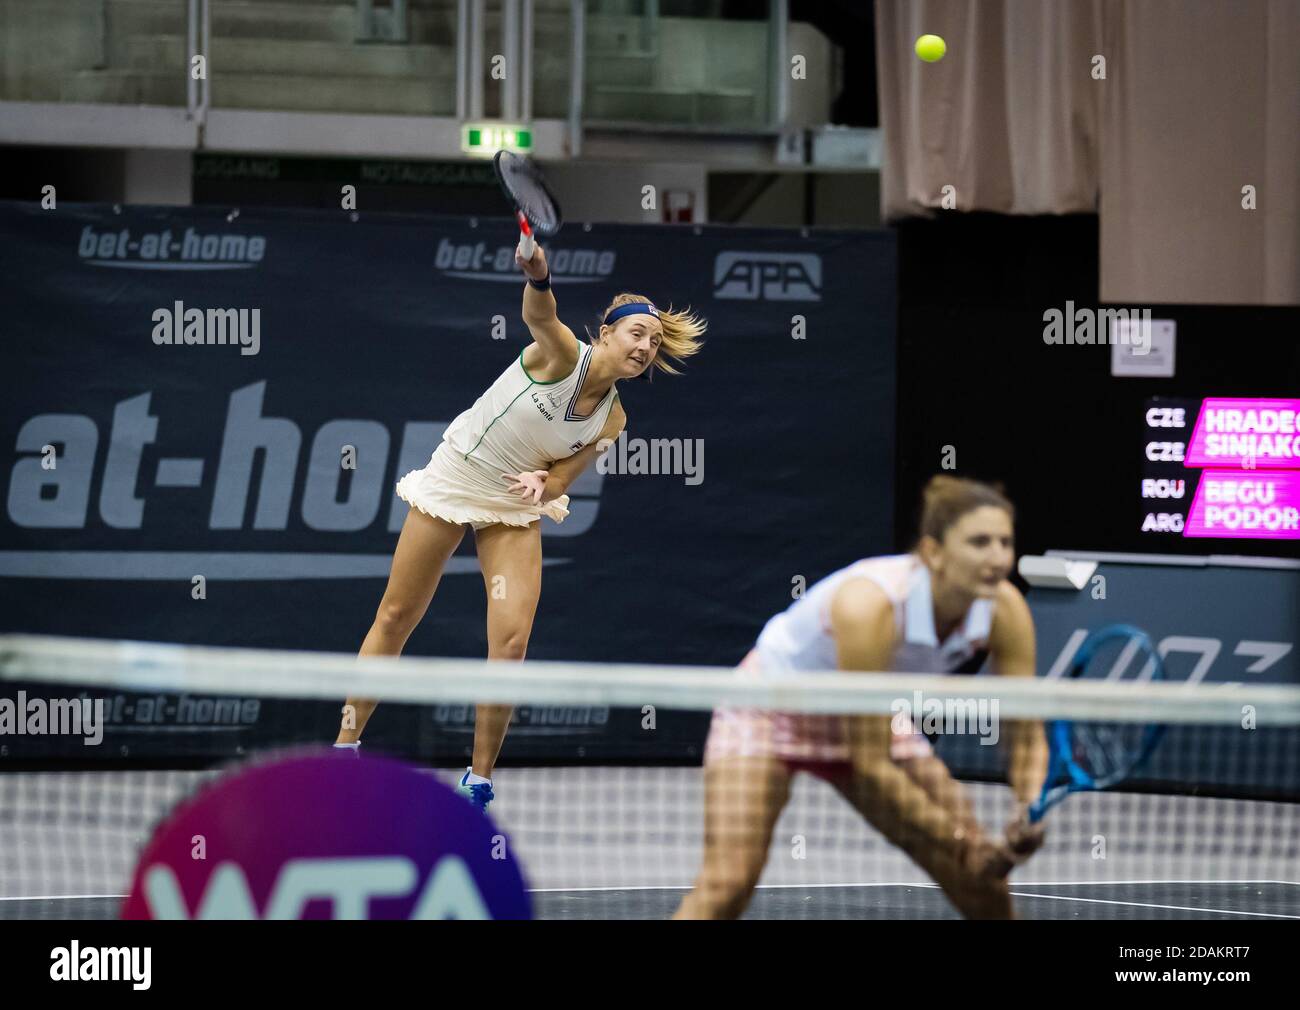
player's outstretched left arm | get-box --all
[989,580,1049,856]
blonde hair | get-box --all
[918,475,1015,543]
[590,293,706,377]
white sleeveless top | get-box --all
[443,342,618,474]
[753,554,995,676]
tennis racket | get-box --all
[1026,623,1168,824]
[493,149,563,262]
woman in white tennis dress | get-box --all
[335,244,705,810]
[675,476,1048,919]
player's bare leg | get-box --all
[471,520,543,778]
[337,508,466,744]
[674,756,792,919]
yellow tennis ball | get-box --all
[915,34,946,63]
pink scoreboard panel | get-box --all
[1142,397,1300,543]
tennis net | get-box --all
[1,633,1298,920]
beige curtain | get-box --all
[876,0,1300,306]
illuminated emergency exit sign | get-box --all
[462,123,532,157]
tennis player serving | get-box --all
[334,242,705,811]
[676,476,1048,919]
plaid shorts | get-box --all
[703,650,933,770]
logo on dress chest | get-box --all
[530,389,563,421]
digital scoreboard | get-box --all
[1141,397,1300,541]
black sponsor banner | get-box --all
[0,200,896,765]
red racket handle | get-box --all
[517,213,535,259]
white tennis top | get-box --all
[443,342,618,474]
[753,553,995,675]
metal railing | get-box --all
[2,0,796,150]
[179,0,788,134]
[186,0,211,126]
[568,0,585,155]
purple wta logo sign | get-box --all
[122,753,531,919]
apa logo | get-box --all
[713,252,822,301]
[143,855,491,920]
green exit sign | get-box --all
[462,123,532,157]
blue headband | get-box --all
[603,303,660,326]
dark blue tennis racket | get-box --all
[494,149,562,261]
[1027,623,1167,823]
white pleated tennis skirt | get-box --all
[395,442,571,531]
